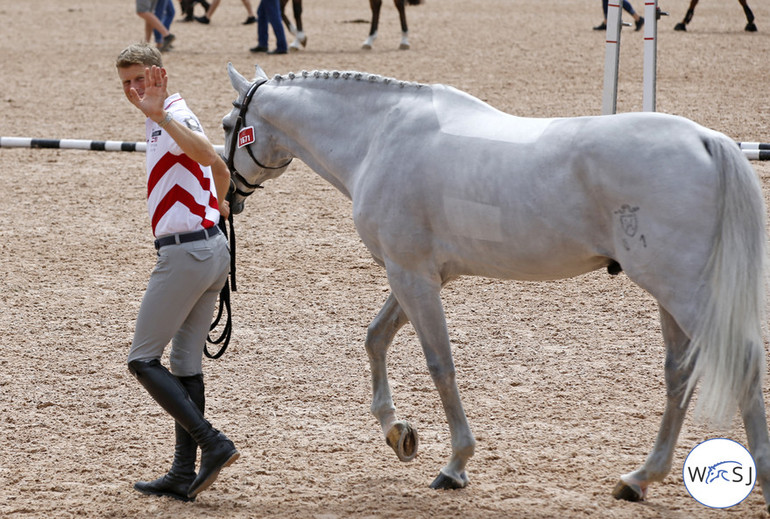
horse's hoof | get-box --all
[362,43,373,50]
[430,471,469,490]
[674,22,686,31]
[745,22,758,32]
[399,42,410,50]
[612,480,644,502]
[385,421,419,462]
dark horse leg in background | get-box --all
[675,0,756,31]
[363,0,421,50]
[280,0,307,49]
[280,0,303,33]
[738,0,756,31]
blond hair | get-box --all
[115,42,163,69]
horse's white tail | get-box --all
[684,134,766,426]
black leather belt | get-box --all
[154,226,220,250]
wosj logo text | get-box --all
[686,460,753,486]
[683,438,756,509]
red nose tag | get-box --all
[237,126,255,148]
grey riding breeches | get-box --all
[127,232,230,377]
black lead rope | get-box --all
[205,208,236,359]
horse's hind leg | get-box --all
[280,0,293,32]
[287,0,306,50]
[394,0,410,49]
[739,368,770,511]
[674,0,698,30]
[363,0,382,49]
[613,307,693,501]
[292,0,303,32]
[739,0,757,31]
[366,292,419,462]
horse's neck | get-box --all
[259,74,426,197]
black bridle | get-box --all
[224,79,293,199]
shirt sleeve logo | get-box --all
[184,117,202,132]
[238,126,255,148]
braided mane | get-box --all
[268,70,425,90]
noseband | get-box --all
[225,79,293,198]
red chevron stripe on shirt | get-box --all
[152,184,216,234]
[148,152,219,235]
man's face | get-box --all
[117,64,148,100]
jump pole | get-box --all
[0,136,225,154]
[738,142,770,161]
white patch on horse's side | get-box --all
[443,196,504,242]
[432,85,555,144]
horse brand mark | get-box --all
[615,204,639,237]
[238,126,255,148]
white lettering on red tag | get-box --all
[237,126,255,148]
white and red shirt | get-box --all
[145,93,220,238]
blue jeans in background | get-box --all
[257,0,287,52]
[153,0,175,43]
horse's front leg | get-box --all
[366,292,419,462]
[363,0,382,49]
[674,0,698,30]
[386,264,475,489]
[739,0,757,31]
[613,307,692,501]
[394,0,410,49]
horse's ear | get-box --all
[254,64,268,81]
[227,62,251,95]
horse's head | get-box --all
[223,63,293,215]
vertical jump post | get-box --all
[601,0,623,115]
[642,0,658,112]
[603,0,662,114]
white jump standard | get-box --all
[602,0,665,114]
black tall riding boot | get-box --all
[128,360,239,499]
[133,374,205,501]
